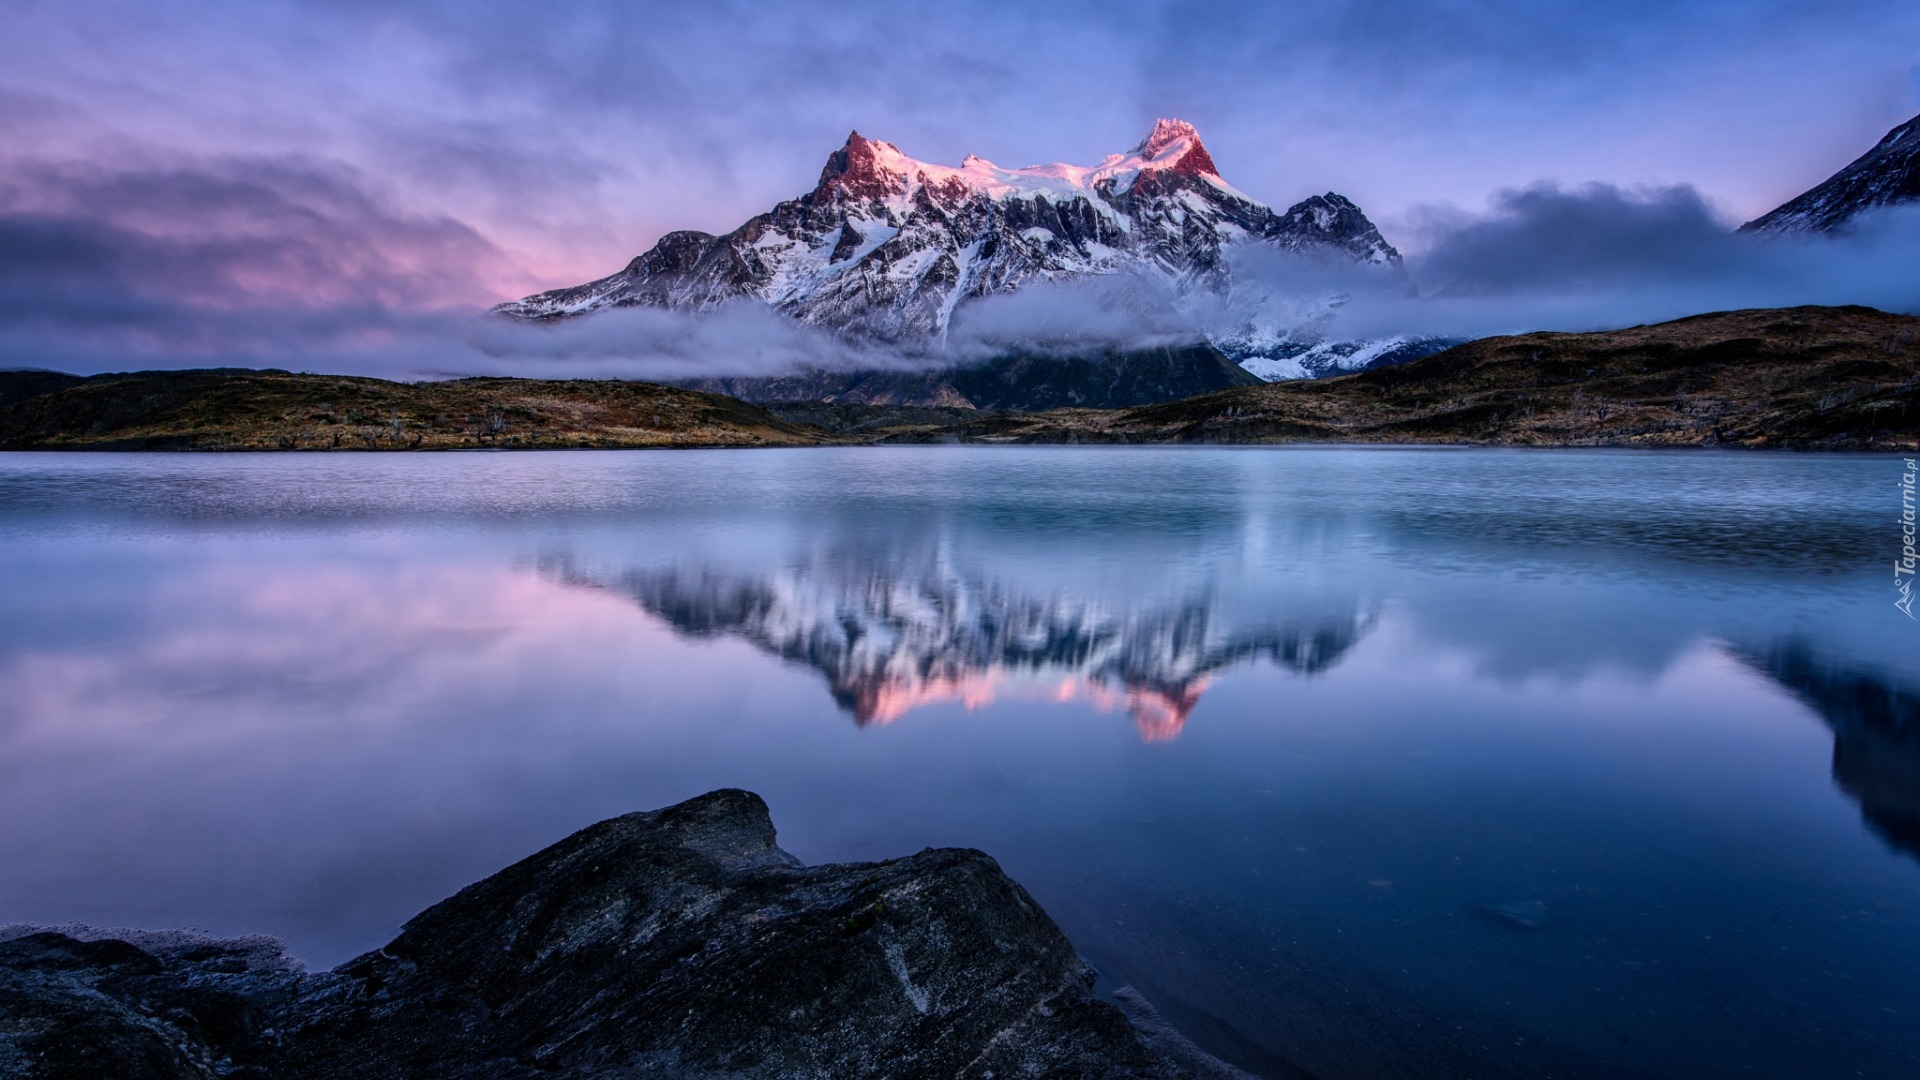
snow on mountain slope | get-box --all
[1234,335,1458,380]
[1742,112,1920,235]
[495,119,1407,379]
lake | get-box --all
[1,447,1915,1078]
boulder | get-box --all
[1,790,1208,1078]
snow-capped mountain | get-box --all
[496,119,1409,382]
[1742,112,1920,235]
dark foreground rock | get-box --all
[0,930,306,1078]
[0,790,1226,1078]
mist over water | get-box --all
[1,447,1915,1078]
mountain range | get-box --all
[501,120,1401,335]
[496,120,1444,404]
[495,113,1920,410]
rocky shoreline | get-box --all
[0,790,1245,1078]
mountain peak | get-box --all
[816,130,911,200]
[1742,110,1920,234]
[1136,118,1200,156]
[1131,117,1217,177]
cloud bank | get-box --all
[951,184,1920,360]
[3,2,1919,381]
[1331,184,1920,342]
[3,156,1919,384]
[0,154,878,380]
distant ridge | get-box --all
[6,306,1913,451]
[1742,112,1920,234]
[0,371,829,450]
[876,306,1920,451]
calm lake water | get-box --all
[1,447,1916,1078]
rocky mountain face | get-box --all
[1742,112,1920,234]
[496,120,1411,398]
[0,790,1241,1078]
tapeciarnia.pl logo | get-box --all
[1900,458,1917,619]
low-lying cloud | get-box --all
[0,153,508,375]
[938,183,1920,359]
[942,273,1205,357]
[463,304,909,380]
[1328,182,1920,341]
[5,154,1920,384]
[0,154,883,381]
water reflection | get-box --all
[1740,640,1920,860]
[2,449,1917,1079]
[548,547,1371,741]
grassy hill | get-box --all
[3,306,1915,451]
[0,369,832,450]
[905,306,1920,450]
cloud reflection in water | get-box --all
[1,448,1916,1079]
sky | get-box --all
[3,0,1919,376]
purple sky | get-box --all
[2,0,1918,374]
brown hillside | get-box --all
[915,306,1920,450]
[0,370,832,450]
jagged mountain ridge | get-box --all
[1742,112,1920,235]
[496,120,1406,383]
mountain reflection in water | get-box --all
[3,448,1917,1080]
[547,549,1371,741]
[1740,641,1920,861]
